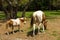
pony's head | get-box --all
[20,17,27,24]
[43,20,48,30]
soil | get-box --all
[0,18,60,40]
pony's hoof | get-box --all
[12,31,14,34]
[21,30,23,32]
[32,35,35,37]
[5,32,9,35]
[33,33,35,37]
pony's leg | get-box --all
[6,24,9,35]
[18,25,20,31]
[42,20,47,32]
[38,23,41,34]
[12,25,14,34]
[42,23,45,32]
[33,24,36,36]
[43,25,44,32]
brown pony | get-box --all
[6,17,27,34]
[30,10,47,36]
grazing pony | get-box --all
[30,10,47,36]
[6,17,27,34]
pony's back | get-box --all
[33,10,44,22]
[30,10,44,27]
[11,18,20,25]
[33,10,44,16]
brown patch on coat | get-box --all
[42,13,47,30]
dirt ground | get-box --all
[0,18,60,40]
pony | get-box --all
[6,17,27,34]
[30,10,47,36]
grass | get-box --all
[44,11,60,19]
[57,37,60,40]
[51,31,58,37]
[17,11,33,18]
[17,11,60,19]
[0,10,60,19]
[0,11,5,19]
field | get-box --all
[0,11,60,40]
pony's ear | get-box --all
[20,18,24,20]
[20,18,24,22]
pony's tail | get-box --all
[6,22,8,29]
[6,20,10,29]
[30,16,33,28]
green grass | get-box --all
[0,11,5,19]
[17,11,33,18]
[44,11,60,19]
[17,11,60,19]
[57,37,60,40]
[51,31,58,37]
[0,11,60,19]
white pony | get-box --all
[30,10,47,36]
[6,17,27,34]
